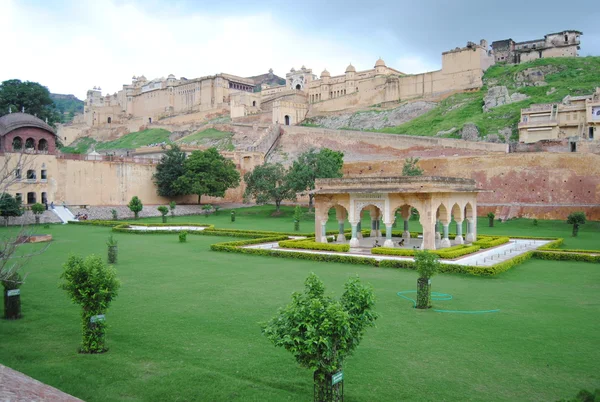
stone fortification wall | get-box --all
[273,126,508,162]
[344,153,600,220]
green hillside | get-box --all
[50,93,84,123]
[61,128,172,154]
[177,128,234,150]
[377,57,600,141]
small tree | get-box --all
[202,204,213,218]
[106,235,118,264]
[214,205,221,215]
[111,209,118,220]
[567,212,586,237]
[231,210,235,222]
[262,273,378,401]
[402,157,424,176]
[169,201,176,218]
[60,255,120,353]
[157,205,169,223]
[179,231,187,243]
[0,193,23,226]
[487,212,495,227]
[293,205,302,231]
[414,250,440,309]
[31,203,45,225]
[243,162,296,213]
[128,196,143,220]
[2,271,22,320]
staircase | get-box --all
[51,206,77,224]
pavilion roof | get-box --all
[312,176,482,194]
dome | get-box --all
[320,69,330,78]
[345,63,356,73]
[290,67,296,72]
[0,113,56,137]
[374,58,386,68]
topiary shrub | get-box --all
[566,212,586,237]
[111,209,118,220]
[2,271,22,320]
[202,204,213,218]
[128,196,143,220]
[106,235,118,264]
[179,231,187,243]
[414,250,440,309]
[487,212,495,227]
[533,219,538,226]
[157,205,169,223]
[293,205,301,232]
[60,255,120,353]
[169,201,176,218]
[31,202,45,225]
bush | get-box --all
[473,236,510,249]
[169,201,176,218]
[372,244,481,259]
[31,202,45,224]
[567,212,586,237]
[106,235,118,264]
[111,209,118,220]
[487,212,495,227]
[60,255,120,353]
[2,271,22,320]
[532,219,538,226]
[128,196,143,220]
[157,206,169,223]
[279,239,350,252]
[179,231,187,243]
[202,204,213,218]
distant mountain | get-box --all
[50,93,84,123]
[247,70,286,92]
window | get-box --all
[25,138,35,150]
[15,168,21,179]
[27,192,36,204]
[38,138,48,151]
[12,136,22,151]
[41,192,47,204]
[41,170,47,180]
[107,117,112,124]
[27,169,36,180]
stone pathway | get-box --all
[244,238,551,267]
[0,364,82,401]
[127,225,207,231]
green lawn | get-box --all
[0,221,598,401]
[95,129,172,150]
[140,205,600,250]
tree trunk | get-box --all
[35,216,40,225]
[134,212,139,220]
[416,277,431,309]
[314,370,343,402]
[488,217,494,227]
[108,245,118,264]
[3,288,22,320]
[162,216,167,223]
[275,200,281,212]
[309,194,314,212]
[572,223,579,237]
[198,194,202,205]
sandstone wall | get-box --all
[344,153,600,220]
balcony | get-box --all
[518,118,558,129]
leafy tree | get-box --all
[287,148,344,210]
[169,201,176,218]
[402,157,424,176]
[293,205,302,231]
[128,196,143,220]
[262,273,378,401]
[0,193,23,226]
[567,212,586,237]
[0,79,61,126]
[60,254,120,353]
[487,212,495,227]
[174,148,240,204]
[31,202,45,225]
[243,162,295,213]
[152,145,187,197]
[157,206,169,223]
[414,250,440,309]
[106,235,118,264]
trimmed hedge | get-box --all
[532,251,600,263]
[538,238,564,250]
[372,244,481,259]
[279,239,350,252]
[473,236,510,249]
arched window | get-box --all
[25,138,35,150]
[38,138,48,151]
[284,115,290,126]
[252,101,256,107]
[12,137,22,151]
[107,117,112,124]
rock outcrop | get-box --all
[483,86,529,112]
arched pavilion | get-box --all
[312,176,482,250]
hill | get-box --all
[247,70,286,92]
[305,57,600,142]
[50,93,83,123]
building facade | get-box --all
[491,30,582,64]
[518,88,600,145]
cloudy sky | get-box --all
[1,0,597,99]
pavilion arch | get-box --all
[392,203,417,241]
[12,136,22,151]
[358,204,384,238]
[451,203,463,222]
[464,202,474,220]
[38,138,48,151]
[25,137,36,150]
[436,203,451,224]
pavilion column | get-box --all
[320,221,328,243]
[466,218,475,242]
[357,221,363,239]
[435,219,441,240]
[337,220,346,242]
[370,218,377,237]
[383,222,394,248]
[454,220,464,245]
[420,210,436,250]
[349,221,360,247]
[440,221,451,248]
[376,219,381,237]
[401,205,411,240]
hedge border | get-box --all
[372,244,481,259]
[279,239,350,252]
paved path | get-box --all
[0,364,82,401]
[127,225,207,231]
[244,238,551,267]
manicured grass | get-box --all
[95,129,172,150]
[61,137,98,154]
[139,205,599,250]
[0,222,598,401]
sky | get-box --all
[1,0,597,99]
